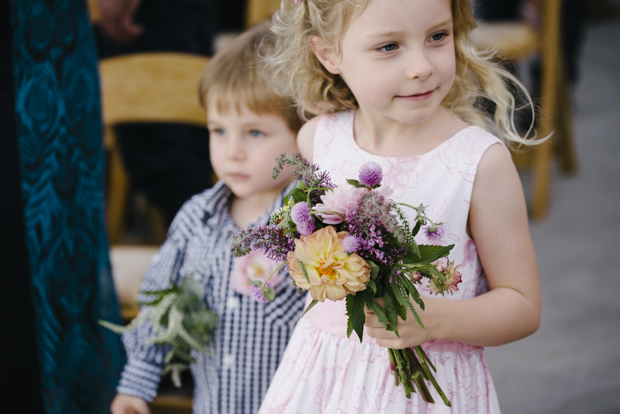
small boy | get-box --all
[111,23,305,414]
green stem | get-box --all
[263,261,287,286]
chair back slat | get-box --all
[99,53,209,127]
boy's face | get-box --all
[207,100,299,201]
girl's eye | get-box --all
[249,129,264,137]
[379,43,398,53]
[430,32,447,42]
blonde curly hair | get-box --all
[263,0,537,147]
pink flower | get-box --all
[313,185,366,224]
[230,249,284,296]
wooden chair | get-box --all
[471,0,578,219]
[246,0,281,27]
[100,53,209,243]
[100,53,209,414]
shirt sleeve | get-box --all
[116,216,189,402]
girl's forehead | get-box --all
[345,0,452,35]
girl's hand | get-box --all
[110,394,150,414]
[364,297,446,349]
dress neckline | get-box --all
[344,109,476,159]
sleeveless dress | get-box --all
[259,110,503,414]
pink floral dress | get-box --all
[259,110,503,414]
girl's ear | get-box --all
[309,35,341,75]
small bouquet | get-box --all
[232,154,462,406]
[100,277,217,387]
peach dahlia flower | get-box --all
[287,226,370,302]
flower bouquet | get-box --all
[100,277,217,387]
[231,153,461,406]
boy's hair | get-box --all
[199,21,303,134]
[264,0,536,147]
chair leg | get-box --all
[530,137,554,220]
[106,128,129,244]
[555,76,578,176]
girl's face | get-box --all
[207,100,298,201]
[316,0,456,126]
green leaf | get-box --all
[366,298,389,330]
[296,180,307,190]
[262,286,275,302]
[397,278,426,328]
[382,291,400,337]
[366,279,377,294]
[417,244,454,265]
[389,282,408,321]
[412,219,421,237]
[302,299,319,317]
[368,260,380,280]
[180,278,203,297]
[346,179,366,188]
[298,260,311,284]
[247,280,263,286]
[346,291,368,342]
[287,188,307,204]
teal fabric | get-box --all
[9,0,125,412]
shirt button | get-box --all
[226,296,240,310]
[223,354,235,368]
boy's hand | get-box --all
[110,394,150,414]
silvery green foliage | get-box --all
[100,277,217,387]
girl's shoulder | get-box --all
[297,110,352,162]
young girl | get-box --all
[110,23,306,414]
[258,0,541,412]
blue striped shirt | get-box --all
[117,181,306,414]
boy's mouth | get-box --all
[227,172,251,180]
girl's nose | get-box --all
[405,49,434,81]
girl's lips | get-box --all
[397,89,435,101]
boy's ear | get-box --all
[309,36,341,75]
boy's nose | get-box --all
[226,136,246,160]
[405,49,433,81]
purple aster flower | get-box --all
[425,224,445,243]
[359,161,383,187]
[250,283,273,303]
[342,234,360,253]
[290,202,315,236]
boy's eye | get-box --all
[211,128,225,136]
[430,32,447,42]
[249,129,264,137]
[379,43,398,53]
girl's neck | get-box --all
[353,105,468,157]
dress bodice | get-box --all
[305,110,505,341]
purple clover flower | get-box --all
[342,235,360,253]
[250,283,273,303]
[359,161,383,187]
[291,202,315,236]
[425,224,445,243]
